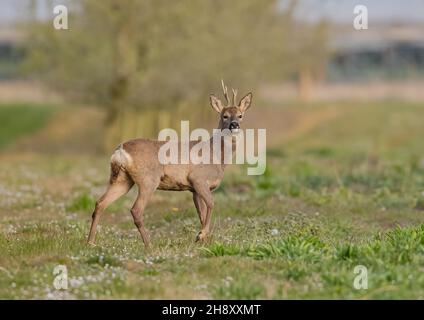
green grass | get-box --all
[0,103,55,149]
[67,193,96,212]
[1,99,424,299]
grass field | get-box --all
[1,100,424,299]
[0,103,55,150]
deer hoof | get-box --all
[196,231,208,242]
[87,241,97,247]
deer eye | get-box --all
[238,115,242,119]
[223,115,229,120]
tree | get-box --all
[24,0,328,144]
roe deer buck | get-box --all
[87,81,252,248]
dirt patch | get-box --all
[0,81,61,104]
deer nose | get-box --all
[229,121,240,130]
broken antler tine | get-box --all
[232,88,238,106]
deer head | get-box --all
[209,80,252,133]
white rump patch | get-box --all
[110,144,133,167]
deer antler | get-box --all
[221,79,231,107]
[232,88,238,106]
[221,79,238,107]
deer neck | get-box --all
[209,127,237,170]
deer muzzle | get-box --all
[229,121,240,131]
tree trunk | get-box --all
[103,4,138,150]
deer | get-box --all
[87,81,253,248]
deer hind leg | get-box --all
[192,183,214,242]
[130,177,160,248]
[87,169,133,245]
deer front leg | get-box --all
[193,192,207,226]
[192,183,214,242]
[130,180,158,249]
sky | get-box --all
[1,0,424,25]
[293,0,424,24]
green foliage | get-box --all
[24,0,327,116]
[199,242,241,257]
[245,235,325,260]
[336,243,360,260]
[252,167,280,197]
[0,103,54,149]
[67,193,96,212]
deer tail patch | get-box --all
[110,144,133,183]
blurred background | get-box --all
[1,0,423,153]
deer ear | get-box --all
[238,92,252,112]
[210,94,224,113]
